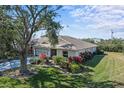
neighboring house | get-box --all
[32,36,97,57]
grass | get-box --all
[85,52,124,87]
[0,52,124,88]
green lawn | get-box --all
[0,52,124,88]
[85,52,124,86]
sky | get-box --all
[36,5,124,39]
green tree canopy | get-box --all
[2,5,62,74]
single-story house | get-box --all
[32,36,97,57]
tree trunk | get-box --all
[19,47,29,75]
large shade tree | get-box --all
[0,6,17,59]
[5,5,62,75]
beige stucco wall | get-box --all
[56,50,77,57]
[34,47,96,57]
[68,50,77,57]
[57,50,63,56]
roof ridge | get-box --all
[64,35,97,46]
[60,36,72,44]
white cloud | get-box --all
[69,5,124,35]
[62,6,75,11]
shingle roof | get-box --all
[33,35,97,50]
[61,36,97,50]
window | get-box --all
[51,49,57,57]
[63,51,68,57]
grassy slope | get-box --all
[86,52,124,83]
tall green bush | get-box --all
[70,63,81,73]
[52,56,66,65]
[98,39,124,53]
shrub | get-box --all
[52,56,65,65]
[68,56,73,63]
[70,63,81,73]
[0,77,20,88]
[68,56,82,64]
[79,52,85,62]
[39,53,47,60]
[46,68,60,74]
[44,82,55,88]
[79,51,93,62]
[85,51,93,60]
[60,61,68,68]
[30,57,42,64]
[73,56,82,64]
[97,39,124,53]
[67,51,93,65]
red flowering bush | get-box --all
[68,51,93,65]
[68,56,82,64]
[73,56,82,63]
[66,52,94,73]
[39,53,47,60]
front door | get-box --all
[51,49,57,57]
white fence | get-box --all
[0,58,31,71]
